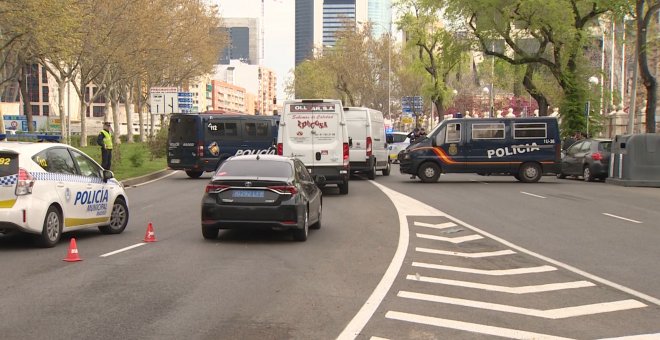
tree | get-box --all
[636,0,660,132]
[396,0,469,122]
[446,0,629,135]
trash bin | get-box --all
[607,133,660,187]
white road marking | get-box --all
[386,311,574,340]
[602,213,643,224]
[599,334,660,339]
[416,247,516,258]
[99,243,146,257]
[126,170,179,188]
[413,262,556,275]
[406,274,595,293]
[413,221,457,230]
[369,337,390,340]
[416,233,483,243]
[398,291,647,319]
[521,191,547,199]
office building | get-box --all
[219,18,260,65]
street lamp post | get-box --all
[482,86,490,117]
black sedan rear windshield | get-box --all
[216,160,293,178]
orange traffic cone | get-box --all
[143,222,157,242]
[63,238,82,262]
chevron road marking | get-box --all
[386,311,574,340]
[413,221,457,230]
[398,291,647,319]
[406,274,595,293]
[416,233,483,243]
[416,247,516,258]
[412,262,556,275]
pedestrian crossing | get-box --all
[338,182,660,339]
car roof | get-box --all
[0,141,70,154]
[227,154,294,163]
[388,132,408,136]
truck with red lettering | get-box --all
[398,117,561,183]
[277,99,350,194]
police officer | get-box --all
[97,122,113,170]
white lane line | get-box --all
[416,233,483,243]
[100,243,146,257]
[521,191,547,199]
[125,170,179,188]
[599,334,660,339]
[413,221,457,230]
[603,213,643,224]
[413,262,556,275]
[369,337,390,340]
[386,311,574,340]
[416,247,516,258]
[406,275,595,293]
[398,291,647,319]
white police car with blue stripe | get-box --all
[0,142,129,247]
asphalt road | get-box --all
[0,168,658,339]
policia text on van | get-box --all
[398,117,561,183]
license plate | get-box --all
[170,159,180,164]
[232,190,264,198]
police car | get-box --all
[0,142,129,247]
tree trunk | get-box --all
[19,67,35,133]
[80,100,89,147]
[111,99,121,144]
[522,64,549,115]
[125,88,134,143]
[137,78,146,142]
[637,0,659,133]
[58,79,68,144]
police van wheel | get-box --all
[99,198,129,234]
[38,205,62,248]
[518,162,542,183]
[418,162,440,183]
[186,171,203,179]
[382,161,391,176]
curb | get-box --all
[120,169,175,187]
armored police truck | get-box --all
[398,117,561,183]
[168,113,279,178]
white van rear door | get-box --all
[285,102,342,167]
[345,110,368,162]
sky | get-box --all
[213,0,295,101]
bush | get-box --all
[147,126,168,159]
[129,148,146,167]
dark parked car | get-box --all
[201,154,323,241]
[557,138,612,181]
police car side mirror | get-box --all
[103,170,115,182]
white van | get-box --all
[277,99,350,194]
[344,107,390,179]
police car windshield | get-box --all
[216,160,293,178]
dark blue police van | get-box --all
[398,117,561,183]
[167,113,279,178]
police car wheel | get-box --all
[99,198,128,234]
[186,170,203,179]
[518,162,542,183]
[39,206,62,248]
[417,162,440,183]
[292,209,309,242]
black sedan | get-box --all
[557,138,612,181]
[201,155,323,241]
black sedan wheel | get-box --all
[583,166,594,182]
[202,226,218,240]
[311,201,322,230]
[292,209,309,242]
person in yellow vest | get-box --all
[97,122,113,170]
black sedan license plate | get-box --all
[232,190,264,198]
